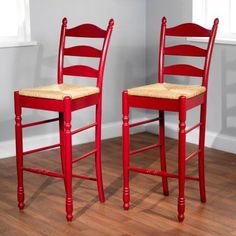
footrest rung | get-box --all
[22,118,59,128]
[185,176,199,181]
[72,173,96,181]
[129,143,161,156]
[129,167,178,178]
[130,117,159,128]
[186,122,202,134]
[72,149,97,163]
[185,149,201,162]
[23,143,60,156]
[23,167,63,178]
[129,167,199,181]
[71,122,97,135]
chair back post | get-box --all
[97,19,114,89]
[158,17,167,83]
[58,18,67,84]
[202,18,219,88]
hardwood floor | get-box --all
[1,132,236,236]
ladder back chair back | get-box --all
[159,17,218,87]
[15,18,114,221]
[122,17,218,222]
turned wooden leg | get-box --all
[59,112,67,190]
[95,100,105,203]
[159,110,169,196]
[199,102,207,203]
[14,92,25,210]
[122,91,130,210]
[64,97,73,221]
[178,96,187,222]
[59,112,65,174]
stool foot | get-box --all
[123,202,129,210]
[201,198,206,203]
[17,186,24,210]
[66,199,73,222]
[178,197,185,222]
[99,196,105,203]
[163,191,169,196]
[66,214,73,222]
[18,202,25,210]
[178,214,185,222]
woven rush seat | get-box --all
[19,83,99,100]
[127,82,206,99]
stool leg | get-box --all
[159,110,169,196]
[14,92,24,210]
[59,112,65,175]
[178,96,186,222]
[64,97,73,221]
[95,101,105,203]
[59,112,66,191]
[122,91,130,210]
[199,102,207,202]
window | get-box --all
[192,0,236,44]
[0,0,36,47]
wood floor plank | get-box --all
[0,132,236,235]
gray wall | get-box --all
[0,0,146,157]
[146,0,236,153]
[1,0,235,157]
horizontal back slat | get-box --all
[64,46,102,58]
[164,45,207,57]
[166,23,211,37]
[66,24,106,38]
[164,64,204,77]
[63,65,98,78]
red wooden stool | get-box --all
[15,18,114,221]
[122,17,218,222]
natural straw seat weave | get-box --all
[127,83,206,99]
[19,83,99,100]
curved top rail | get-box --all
[166,23,211,37]
[66,24,107,38]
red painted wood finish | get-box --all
[14,18,114,221]
[122,17,218,222]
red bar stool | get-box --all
[122,17,218,222]
[15,18,114,221]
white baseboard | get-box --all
[146,122,236,154]
[1,119,235,159]
[0,120,145,159]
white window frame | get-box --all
[191,0,236,45]
[0,0,37,48]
